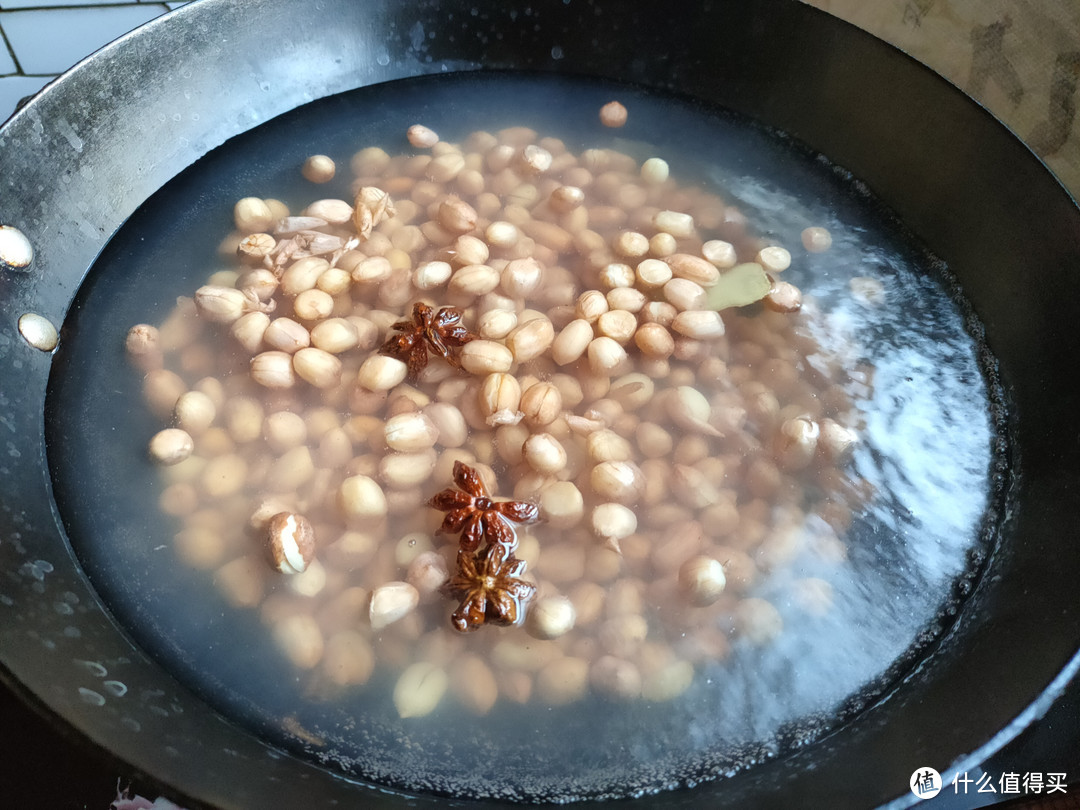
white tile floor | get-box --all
[0,0,185,122]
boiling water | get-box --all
[46,72,1001,801]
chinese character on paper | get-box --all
[914,770,938,796]
[909,767,942,799]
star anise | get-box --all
[443,546,537,633]
[428,460,539,553]
[378,302,476,377]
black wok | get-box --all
[1,0,1078,807]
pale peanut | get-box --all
[501,257,543,297]
[478,372,521,417]
[338,475,388,520]
[301,156,336,184]
[356,355,408,391]
[460,340,513,375]
[523,433,568,474]
[801,226,833,252]
[702,239,737,268]
[552,319,594,366]
[407,124,439,148]
[757,245,792,273]
[520,381,562,426]
[293,348,342,389]
[527,596,577,640]
[538,480,584,528]
[667,253,720,286]
[595,309,636,344]
[506,317,554,362]
[393,662,448,718]
[587,337,628,376]
[370,582,419,629]
[671,310,726,339]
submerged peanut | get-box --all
[450,655,499,716]
[641,660,694,702]
[678,556,726,607]
[266,512,316,575]
[338,475,388,520]
[591,656,642,699]
[393,661,448,718]
[460,340,513,374]
[384,412,440,452]
[370,582,420,630]
[407,124,439,148]
[536,657,589,705]
[357,355,408,391]
[195,286,248,324]
[148,428,194,466]
[301,155,336,183]
[407,551,450,596]
[272,614,324,670]
[527,595,577,640]
[802,226,833,252]
[590,502,637,554]
[599,101,628,128]
[735,598,784,644]
[250,351,296,389]
[523,433,567,475]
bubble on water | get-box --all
[78,688,105,707]
[74,659,107,677]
